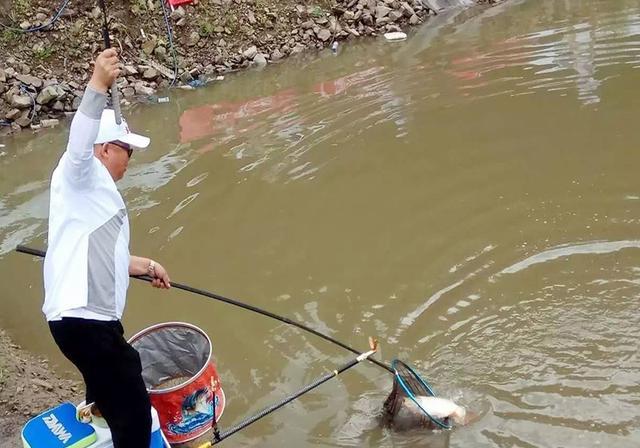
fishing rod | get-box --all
[97,0,122,124]
[15,245,393,373]
[199,338,379,446]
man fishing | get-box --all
[42,48,171,448]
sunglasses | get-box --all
[109,141,133,158]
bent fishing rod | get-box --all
[200,337,379,446]
[98,0,122,124]
[15,245,393,373]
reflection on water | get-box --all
[2,0,640,447]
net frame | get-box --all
[390,359,452,430]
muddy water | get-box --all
[2,0,640,446]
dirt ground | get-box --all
[0,329,81,448]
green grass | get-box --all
[33,47,53,60]
[1,28,21,44]
[198,21,215,37]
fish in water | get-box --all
[383,394,468,431]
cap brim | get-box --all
[119,132,151,149]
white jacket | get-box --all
[43,87,130,321]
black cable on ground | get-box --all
[0,0,71,33]
[159,0,178,87]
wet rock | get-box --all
[291,42,306,54]
[40,119,60,128]
[134,83,155,96]
[122,87,135,98]
[243,45,258,59]
[271,49,284,61]
[10,94,32,109]
[15,116,32,127]
[180,70,194,83]
[252,53,268,68]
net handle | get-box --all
[391,359,452,430]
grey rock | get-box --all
[291,43,306,54]
[36,85,65,105]
[72,96,82,110]
[376,6,392,18]
[35,13,48,22]
[401,1,416,16]
[0,68,6,83]
[170,6,186,20]
[187,31,200,47]
[15,116,32,127]
[122,87,135,98]
[142,68,159,80]
[154,46,168,61]
[123,65,138,76]
[19,21,31,30]
[134,83,155,96]
[5,108,21,120]
[409,14,420,24]
[316,28,332,42]
[15,74,43,89]
[40,119,60,128]
[142,39,157,56]
[10,94,32,109]
[52,100,65,111]
[242,45,258,59]
[252,53,268,68]
[271,49,284,61]
[180,71,194,83]
[389,10,404,22]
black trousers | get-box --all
[49,318,151,448]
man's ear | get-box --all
[94,143,108,160]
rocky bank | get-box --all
[0,0,498,136]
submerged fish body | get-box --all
[413,396,466,423]
[385,395,467,431]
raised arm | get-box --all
[63,49,121,187]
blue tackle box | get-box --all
[22,402,169,448]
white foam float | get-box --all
[384,31,408,42]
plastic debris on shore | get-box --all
[384,32,408,42]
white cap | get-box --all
[94,109,151,149]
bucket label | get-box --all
[151,362,226,444]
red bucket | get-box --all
[129,322,226,444]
